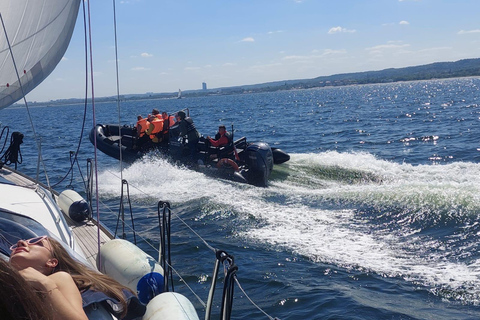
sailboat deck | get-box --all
[0,166,112,270]
[66,218,112,269]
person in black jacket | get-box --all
[176,111,200,163]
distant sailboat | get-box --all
[177,88,182,99]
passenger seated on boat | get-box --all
[207,125,233,159]
[161,111,176,143]
[151,108,162,119]
[135,115,150,138]
[0,259,54,320]
[9,236,145,320]
[145,113,164,145]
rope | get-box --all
[0,126,10,155]
[0,131,23,169]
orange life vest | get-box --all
[168,115,175,127]
[162,115,176,134]
[147,118,164,142]
[136,118,150,137]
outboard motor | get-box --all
[245,142,273,187]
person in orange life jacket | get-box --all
[207,125,232,159]
[134,115,152,150]
[177,111,200,163]
[145,114,164,144]
[135,115,150,138]
[207,125,229,147]
[151,108,162,119]
[161,112,175,143]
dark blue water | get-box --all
[2,77,480,319]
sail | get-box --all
[0,0,81,110]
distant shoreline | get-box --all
[25,58,480,106]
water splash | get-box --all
[96,150,480,304]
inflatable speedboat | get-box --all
[89,123,290,187]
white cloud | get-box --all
[328,26,356,34]
[141,52,153,58]
[399,20,410,25]
[321,49,347,56]
[366,43,410,51]
[458,29,480,35]
[282,55,308,61]
[222,63,237,67]
[131,67,150,71]
[241,37,255,42]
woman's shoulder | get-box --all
[50,270,75,283]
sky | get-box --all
[27,0,480,102]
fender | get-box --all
[216,158,239,172]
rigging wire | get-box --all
[83,0,103,259]
[48,0,91,191]
[112,0,124,178]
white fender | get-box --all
[57,189,90,222]
[97,239,164,303]
[143,292,199,320]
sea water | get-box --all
[2,77,480,319]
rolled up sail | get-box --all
[0,0,80,110]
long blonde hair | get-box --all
[49,238,133,318]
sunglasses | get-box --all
[10,235,48,251]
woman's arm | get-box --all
[19,268,88,320]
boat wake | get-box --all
[96,151,480,305]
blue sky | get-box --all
[29,0,480,102]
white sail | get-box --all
[0,0,81,110]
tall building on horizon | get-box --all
[202,82,207,91]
